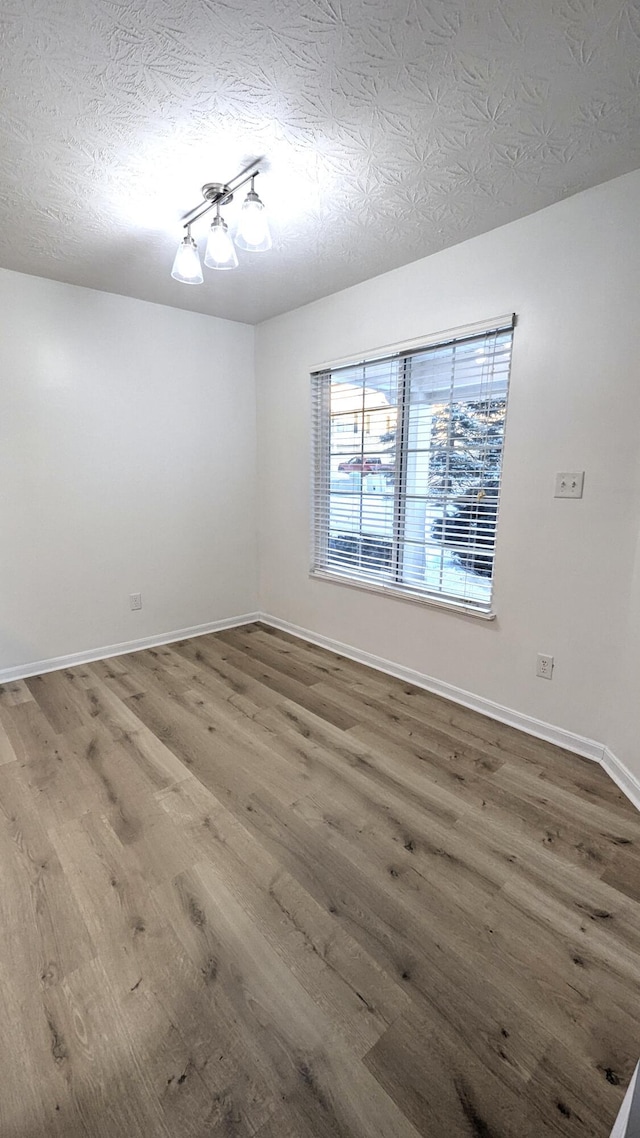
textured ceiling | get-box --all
[1,0,639,324]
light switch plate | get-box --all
[554,472,584,499]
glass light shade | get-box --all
[171,234,203,284]
[234,190,272,251]
[204,216,238,270]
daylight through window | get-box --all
[311,318,515,613]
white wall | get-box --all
[0,270,257,671]
[609,519,640,780]
[256,170,640,762]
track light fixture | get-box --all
[171,166,271,284]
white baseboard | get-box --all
[259,614,604,761]
[0,612,261,684]
[260,613,640,813]
[601,748,640,813]
[3,608,638,815]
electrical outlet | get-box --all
[554,472,584,498]
[536,653,554,679]
[129,592,142,611]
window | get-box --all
[311,316,515,614]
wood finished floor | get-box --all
[0,623,638,1138]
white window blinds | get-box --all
[311,318,515,614]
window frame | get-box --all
[310,314,515,619]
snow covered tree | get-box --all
[428,398,506,498]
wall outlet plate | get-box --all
[554,472,584,498]
[536,653,554,679]
[129,592,142,611]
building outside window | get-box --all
[311,317,515,615]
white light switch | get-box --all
[554,472,584,499]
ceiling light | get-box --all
[170,226,203,284]
[171,165,270,284]
[235,176,272,252]
[205,207,238,270]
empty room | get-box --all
[1,1,639,1135]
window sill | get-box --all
[309,569,496,621]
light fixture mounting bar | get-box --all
[180,167,261,230]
